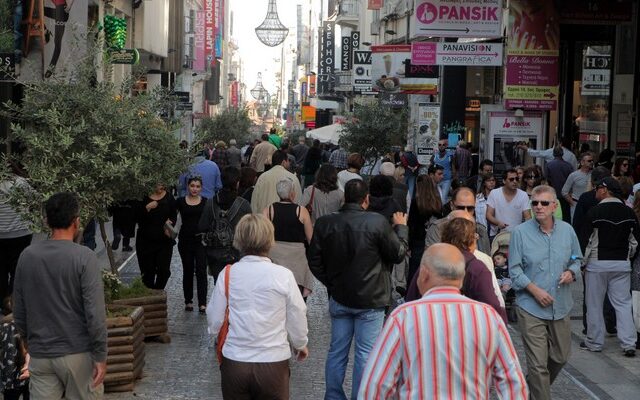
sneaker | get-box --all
[624,349,636,358]
[606,327,617,337]
[579,341,602,352]
[122,245,133,252]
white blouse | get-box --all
[207,255,309,362]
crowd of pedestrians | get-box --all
[4,131,640,400]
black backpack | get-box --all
[202,195,243,265]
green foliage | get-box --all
[195,108,253,148]
[116,277,153,300]
[1,39,188,232]
[106,306,136,318]
[339,103,408,169]
[0,0,13,52]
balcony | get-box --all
[335,0,359,27]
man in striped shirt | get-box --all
[359,243,528,400]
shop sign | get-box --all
[416,103,441,164]
[301,105,316,122]
[193,11,205,72]
[109,48,140,65]
[488,111,544,137]
[581,52,610,96]
[214,0,224,59]
[412,0,502,39]
[352,50,372,94]
[411,42,502,66]
[0,53,15,81]
[404,62,439,79]
[368,0,383,10]
[380,93,408,108]
[351,31,360,50]
[204,0,216,59]
[318,21,335,94]
[231,81,239,108]
[341,36,352,71]
[559,0,632,24]
[371,45,437,95]
[504,0,559,110]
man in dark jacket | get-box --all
[579,177,640,356]
[308,179,408,400]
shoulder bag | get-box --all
[305,186,315,215]
[216,264,232,364]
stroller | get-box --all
[490,231,517,323]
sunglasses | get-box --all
[455,205,475,212]
[507,177,518,182]
[531,200,552,207]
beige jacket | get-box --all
[251,166,303,213]
[249,141,276,172]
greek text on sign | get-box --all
[411,42,502,66]
[412,0,503,38]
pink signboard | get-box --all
[193,11,205,72]
[204,0,216,60]
[411,42,437,65]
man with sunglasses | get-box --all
[486,169,531,238]
[425,187,490,254]
[509,185,582,400]
[578,177,639,357]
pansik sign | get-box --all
[411,42,503,66]
[412,0,502,38]
[488,111,544,137]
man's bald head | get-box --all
[417,243,466,294]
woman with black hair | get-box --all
[301,163,343,223]
[176,176,208,313]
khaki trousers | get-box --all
[517,308,571,400]
[29,352,103,400]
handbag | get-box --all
[305,186,315,215]
[216,264,232,364]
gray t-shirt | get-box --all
[562,170,591,201]
[13,240,107,362]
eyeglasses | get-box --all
[507,177,518,182]
[455,205,475,212]
[531,200,552,207]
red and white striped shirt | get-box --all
[359,286,528,400]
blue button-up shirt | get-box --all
[508,218,583,320]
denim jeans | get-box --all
[438,179,452,203]
[404,173,416,200]
[325,298,385,400]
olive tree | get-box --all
[1,47,187,273]
[195,107,253,147]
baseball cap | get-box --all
[595,176,622,196]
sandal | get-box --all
[198,306,206,314]
[185,304,194,312]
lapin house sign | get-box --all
[412,0,502,38]
[204,0,216,62]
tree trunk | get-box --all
[99,220,118,274]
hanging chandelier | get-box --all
[255,0,289,47]
[250,72,269,100]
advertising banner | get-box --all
[352,51,372,94]
[368,0,383,10]
[214,0,223,59]
[302,105,316,122]
[341,36,352,71]
[351,31,360,50]
[193,11,205,72]
[559,0,632,24]
[231,81,239,108]
[204,0,216,61]
[581,49,611,96]
[412,0,502,39]
[411,42,502,66]
[488,111,544,137]
[504,0,559,110]
[416,104,441,164]
[371,45,437,95]
[308,75,317,97]
[318,21,335,94]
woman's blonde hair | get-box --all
[233,214,275,256]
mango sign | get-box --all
[412,0,502,38]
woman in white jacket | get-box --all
[207,214,309,399]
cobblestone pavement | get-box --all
[105,246,598,400]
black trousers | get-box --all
[407,243,425,285]
[0,235,32,302]
[178,240,208,307]
[136,237,173,290]
[3,386,29,400]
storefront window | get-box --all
[573,43,611,155]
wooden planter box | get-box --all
[104,305,145,393]
[112,290,169,342]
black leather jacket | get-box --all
[308,203,409,309]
